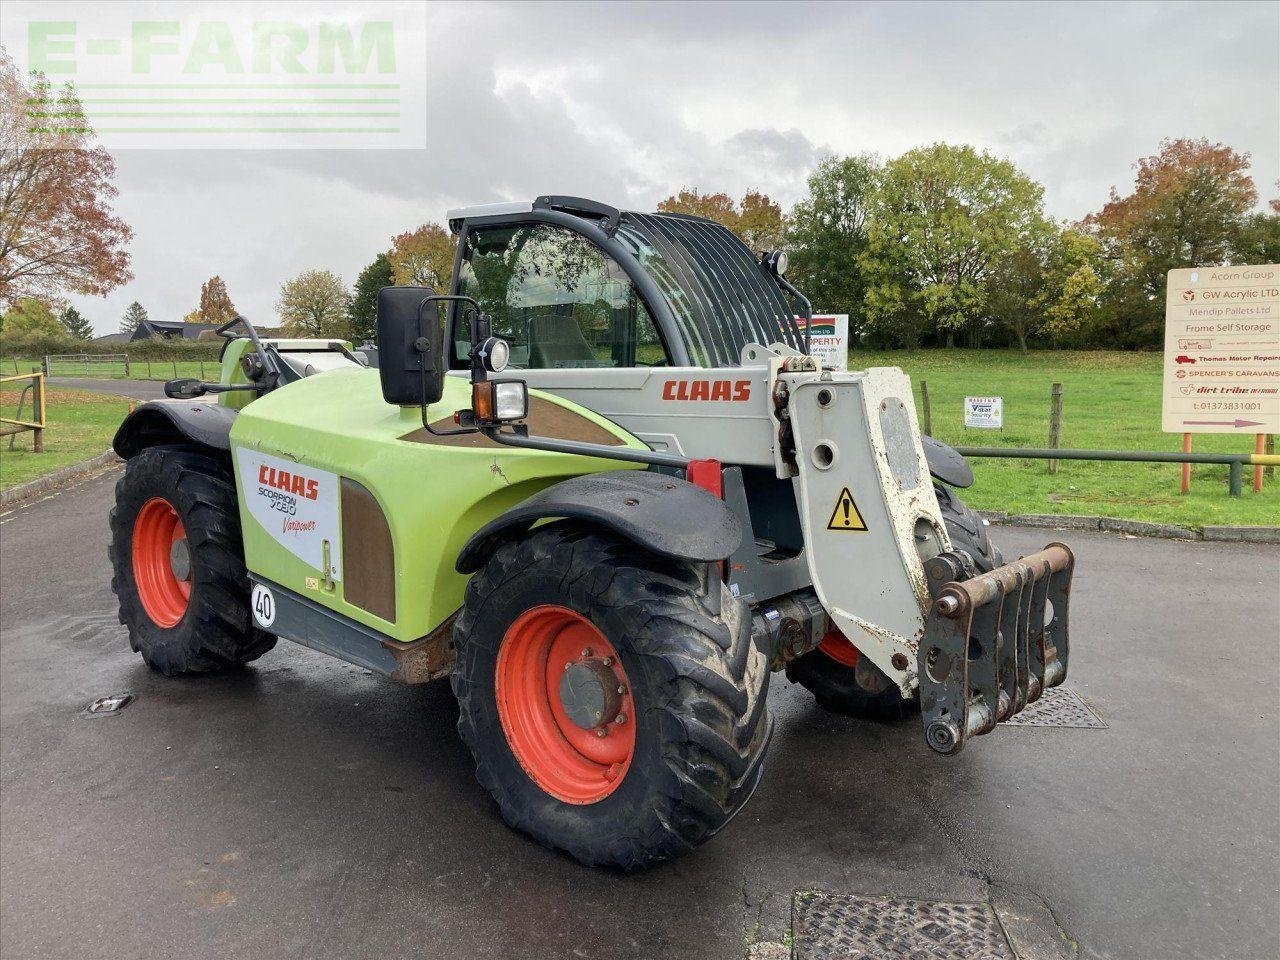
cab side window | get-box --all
[454,224,668,369]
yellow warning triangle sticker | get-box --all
[826,487,869,531]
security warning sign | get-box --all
[826,487,868,531]
[1162,265,1280,434]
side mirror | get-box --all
[165,378,206,399]
[377,286,444,406]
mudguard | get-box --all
[113,400,237,459]
[456,471,743,573]
[922,436,973,488]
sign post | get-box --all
[1162,265,1280,492]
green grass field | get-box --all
[852,349,1277,528]
[1,351,1275,528]
[0,388,133,492]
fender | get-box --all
[922,435,973,489]
[456,471,743,574]
[113,400,238,459]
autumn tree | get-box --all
[986,228,1103,352]
[658,188,786,252]
[196,275,237,324]
[785,155,881,320]
[1082,138,1259,346]
[59,305,93,340]
[277,269,351,338]
[1,297,62,337]
[387,224,455,289]
[121,301,148,336]
[0,52,132,307]
[348,254,394,345]
[860,143,1050,348]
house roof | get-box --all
[129,319,224,341]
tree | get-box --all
[860,143,1050,348]
[387,224,455,289]
[348,254,394,345]
[58,305,93,340]
[121,301,148,336]
[986,228,1103,352]
[1,297,63,337]
[0,52,132,307]
[1233,212,1280,266]
[657,188,785,252]
[276,269,351,338]
[1083,138,1258,347]
[196,275,237,324]
[785,155,881,320]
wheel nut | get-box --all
[601,656,613,667]
[595,727,607,738]
[617,684,627,695]
[581,648,594,658]
[614,713,627,725]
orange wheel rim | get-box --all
[818,628,859,668]
[495,605,635,804]
[132,497,191,628]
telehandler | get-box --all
[110,196,1074,869]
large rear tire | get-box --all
[786,484,1001,721]
[109,445,274,676]
[452,523,771,870]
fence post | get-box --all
[1228,458,1243,497]
[1267,434,1275,478]
[172,360,178,379]
[41,356,49,376]
[199,361,205,380]
[146,360,152,379]
[124,354,132,377]
[1254,434,1265,493]
[920,380,932,437]
[32,373,45,453]
[1047,382,1063,474]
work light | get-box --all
[471,379,528,423]
[478,336,510,373]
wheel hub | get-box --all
[169,537,191,582]
[494,605,636,804]
[558,658,624,730]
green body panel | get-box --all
[228,367,644,642]
[217,339,256,410]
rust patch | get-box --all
[383,611,459,683]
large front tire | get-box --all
[451,523,771,870]
[109,446,274,676]
[786,484,1001,721]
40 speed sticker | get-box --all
[234,448,342,582]
[251,583,276,628]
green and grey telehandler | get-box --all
[110,196,1074,869]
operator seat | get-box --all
[527,305,599,368]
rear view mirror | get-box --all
[164,378,206,399]
[377,286,444,406]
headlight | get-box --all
[478,336,510,373]
[493,380,527,421]
[472,379,528,423]
[773,250,789,276]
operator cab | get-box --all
[444,196,809,372]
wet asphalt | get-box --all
[0,471,1277,960]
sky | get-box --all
[23,0,1280,335]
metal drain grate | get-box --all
[1001,686,1105,728]
[81,694,133,717]
[793,892,1014,960]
